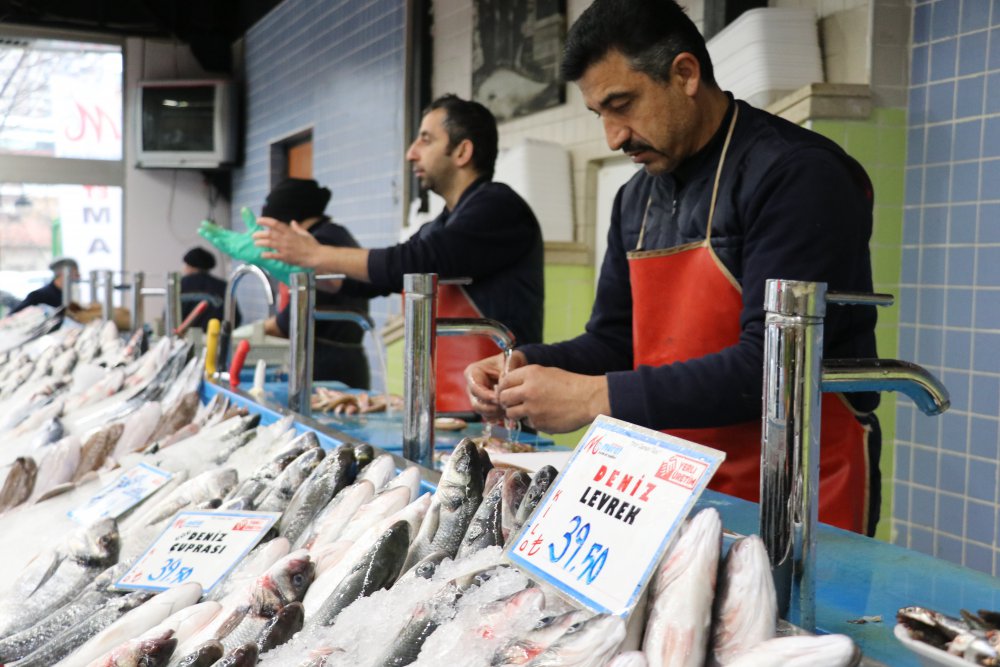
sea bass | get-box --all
[722,634,858,667]
[522,614,626,667]
[709,535,777,666]
[643,508,722,667]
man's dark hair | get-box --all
[561,0,716,86]
[425,94,499,179]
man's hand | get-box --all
[497,365,610,434]
[199,208,308,285]
[465,350,527,422]
[253,218,321,268]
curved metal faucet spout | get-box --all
[225,264,276,327]
[436,317,515,351]
[821,358,951,416]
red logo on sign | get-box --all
[232,519,266,531]
[656,455,708,490]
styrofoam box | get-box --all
[707,7,823,109]
[494,138,574,243]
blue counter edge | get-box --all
[203,382,999,667]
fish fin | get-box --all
[26,553,63,597]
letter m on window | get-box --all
[84,207,111,223]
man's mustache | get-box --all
[622,139,654,155]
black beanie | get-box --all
[183,247,216,271]
[262,178,332,223]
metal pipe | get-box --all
[760,279,825,631]
[403,273,437,468]
[165,272,182,338]
[821,359,950,416]
[289,271,315,416]
[131,271,144,333]
[437,317,515,350]
[60,265,73,307]
[99,269,114,322]
[89,270,99,304]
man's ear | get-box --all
[671,52,702,97]
[452,138,475,168]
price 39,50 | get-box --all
[548,515,609,584]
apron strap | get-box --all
[634,103,740,251]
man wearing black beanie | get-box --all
[260,178,371,389]
[180,246,229,331]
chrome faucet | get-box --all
[759,278,949,632]
[220,264,275,376]
[288,272,376,415]
[401,273,516,468]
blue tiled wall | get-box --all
[232,0,406,390]
[896,0,1000,575]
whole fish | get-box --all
[427,439,484,558]
[456,471,504,558]
[338,485,411,543]
[279,445,356,544]
[308,520,411,628]
[0,517,120,638]
[112,401,163,457]
[216,551,315,653]
[12,590,153,667]
[255,447,326,513]
[500,472,531,542]
[0,455,38,511]
[0,561,129,661]
[491,610,592,666]
[709,535,776,666]
[73,423,125,482]
[509,466,557,543]
[722,634,858,667]
[523,614,626,667]
[398,549,451,582]
[385,466,424,503]
[256,601,304,654]
[298,478,374,550]
[87,628,177,667]
[402,496,441,570]
[374,582,463,667]
[30,435,81,502]
[57,582,203,667]
[131,468,239,528]
[643,508,722,667]
[207,537,291,604]
[357,453,397,491]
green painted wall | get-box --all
[812,107,906,542]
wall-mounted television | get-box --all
[135,79,238,169]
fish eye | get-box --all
[292,573,305,587]
[565,622,584,634]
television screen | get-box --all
[134,79,238,169]
[141,85,215,152]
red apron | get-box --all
[435,284,501,414]
[626,107,870,533]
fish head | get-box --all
[261,550,315,606]
[135,629,177,666]
[548,614,627,660]
[74,518,121,567]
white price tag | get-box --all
[68,463,173,525]
[115,510,279,593]
[506,415,725,616]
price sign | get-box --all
[68,463,173,525]
[506,415,725,616]
[115,510,279,593]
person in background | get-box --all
[11,257,79,313]
[252,95,544,414]
[466,0,881,536]
[179,246,228,331]
[260,178,371,389]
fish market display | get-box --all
[0,316,866,666]
[897,604,1000,665]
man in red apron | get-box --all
[467,0,881,535]
[255,95,544,413]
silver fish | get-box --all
[173,640,224,666]
[457,471,504,558]
[509,466,557,543]
[428,439,484,558]
[255,446,326,513]
[492,610,592,666]
[308,520,411,628]
[709,535,776,666]
[524,615,626,667]
[0,517,120,637]
[256,600,304,654]
[375,582,463,667]
[94,628,178,667]
[11,590,153,667]
[500,472,531,543]
[279,444,356,544]
[643,508,722,667]
[216,643,259,666]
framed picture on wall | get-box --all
[472,0,567,122]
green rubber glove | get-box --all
[198,207,310,285]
